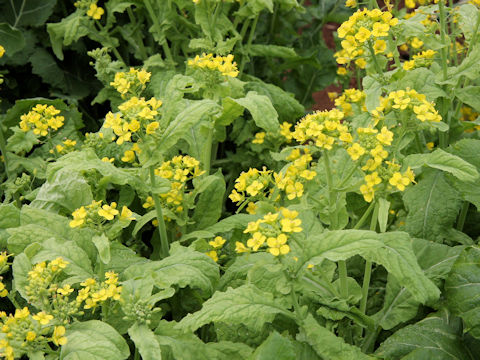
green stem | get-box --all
[127,7,148,60]
[149,167,170,259]
[144,0,174,66]
[203,124,214,175]
[0,123,13,182]
[438,0,449,81]
[239,15,259,75]
[134,347,140,360]
[338,260,348,298]
[353,200,376,230]
[359,201,379,314]
[368,42,382,75]
[456,202,469,232]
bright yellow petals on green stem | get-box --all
[32,312,53,325]
[87,3,104,19]
[267,234,290,256]
[0,45,5,58]
[347,143,366,161]
[110,68,151,97]
[389,167,416,191]
[69,206,87,228]
[19,104,64,137]
[52,326,67,346]
[188,53,239,78]
[98,202,119,220]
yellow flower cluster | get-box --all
[229,167,273,204]
[403,49,436,71]
[69,200,135,228]
[372,88,442,124]
[236,208,302,256]
[49,139,77,155]
[74,0,104,20]
[0,308,67,360]
[0,45,4,58]
[19,104,64,137]
[334,88,366,116]
[104,96,162,145]
[274,149,317,200]
[110,68,151,98]
[405,0,437,8]
[187,53,239,78]
[144,155,204,216]
[335,9,398,67]
[78,272,122,310]
[292,109,352,149]
[0,251,10,298]
[206,236,227,262]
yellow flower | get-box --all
[426,142,434,150]
[120,206,135,220]
[355,27,371,43]
[146,121,159,134]
[52,326,67,346]
[57,285,74,296]
[372,22,390,37]
[70,206,87,228]
[389,172,410,191]
[235,242,250,253]
[403,60,415,71]
[33,311,54,325]
[252,132,265,144]
[246,202,257,214]
[206,251,218,262]
[229,190,244,203]
[376,127,393,145]
[411,37,424,49]
[98,202,119,220]
[14,307,30,319]
[101,157,114,163]
[87,3,104,20]
[267,234,290,256]
[360,184,375,202]
[26,331,36,342]
[247,232,266,251]
[355,58,367,69]
[337,67,347,75]
[0,283,8,297]
[0,45,5,57]
[373,39,386,54]
[347,143,366,161]
[209,236,226,249]
[121,150,135,163]
[143,196,155,209]
[345,0,357,7]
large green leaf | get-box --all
[176,284,293,333]
[128,323,161,360]
[436,46,480,85]
[124,245,219,297]
[61,320,130,360]
[445,246,480,339]
[376,310,476,360]
[30,169,93,213]
[297,314,373,360]
[458,4,480,42]
[300,230,440,304]
[191,172,225,230]
[0,0,57,27]
[0,23,25,56]
[373,239,463,330]
[250,332,296,360]
[229,91,279,133]
[5,126,38,154]
[403,169,462,242]
[404,149,479,183]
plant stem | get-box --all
[353,200,376,230]
[0,124,13,182]
[239,15,259,75]
[359,201,379,314]
[203,124,214,175]
[438,0,449,81]
[144,0,174,66]
[456,201,469,232]
[149,167,170,259]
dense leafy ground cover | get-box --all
[1,0,480,359]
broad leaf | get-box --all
[300,230,440,304]
[230,91,279,133]
[61,320,130,360]
[250,332,296,360]
[176,284,293,333]
[445,246,480,339]
[0,23,25,56]
[128,323,161,360]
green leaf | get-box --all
[445,246,480,339]
[30,169,93,213]
[436,45,480,85]
[191,172,226,230]
[0,23,25,56]
[458,4,480,43]
[92,234,111,265]
[0,0,56,27]
[249,45,298,59]
[176,284,292,333]
[297,314,374,360]
[5,126,38,154]
[61,320,130,360]
[230,91,279,133]
[373,239,463,330]
[404,148,479,182]
[403,169,462,242]
[218,253,274,290]
[12,253,32,299]
[250,332,296,360]
[454,86,480,113]
[47,12,91,60]
[301,230,440,304]
[376,310,475,360]
[128,323,161,360]
[29,48,67,90]
[124,245,219,297]
[244,79,304,122]
[391,68,446,101]
[377,198,390,233]
[363,76,383,111]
